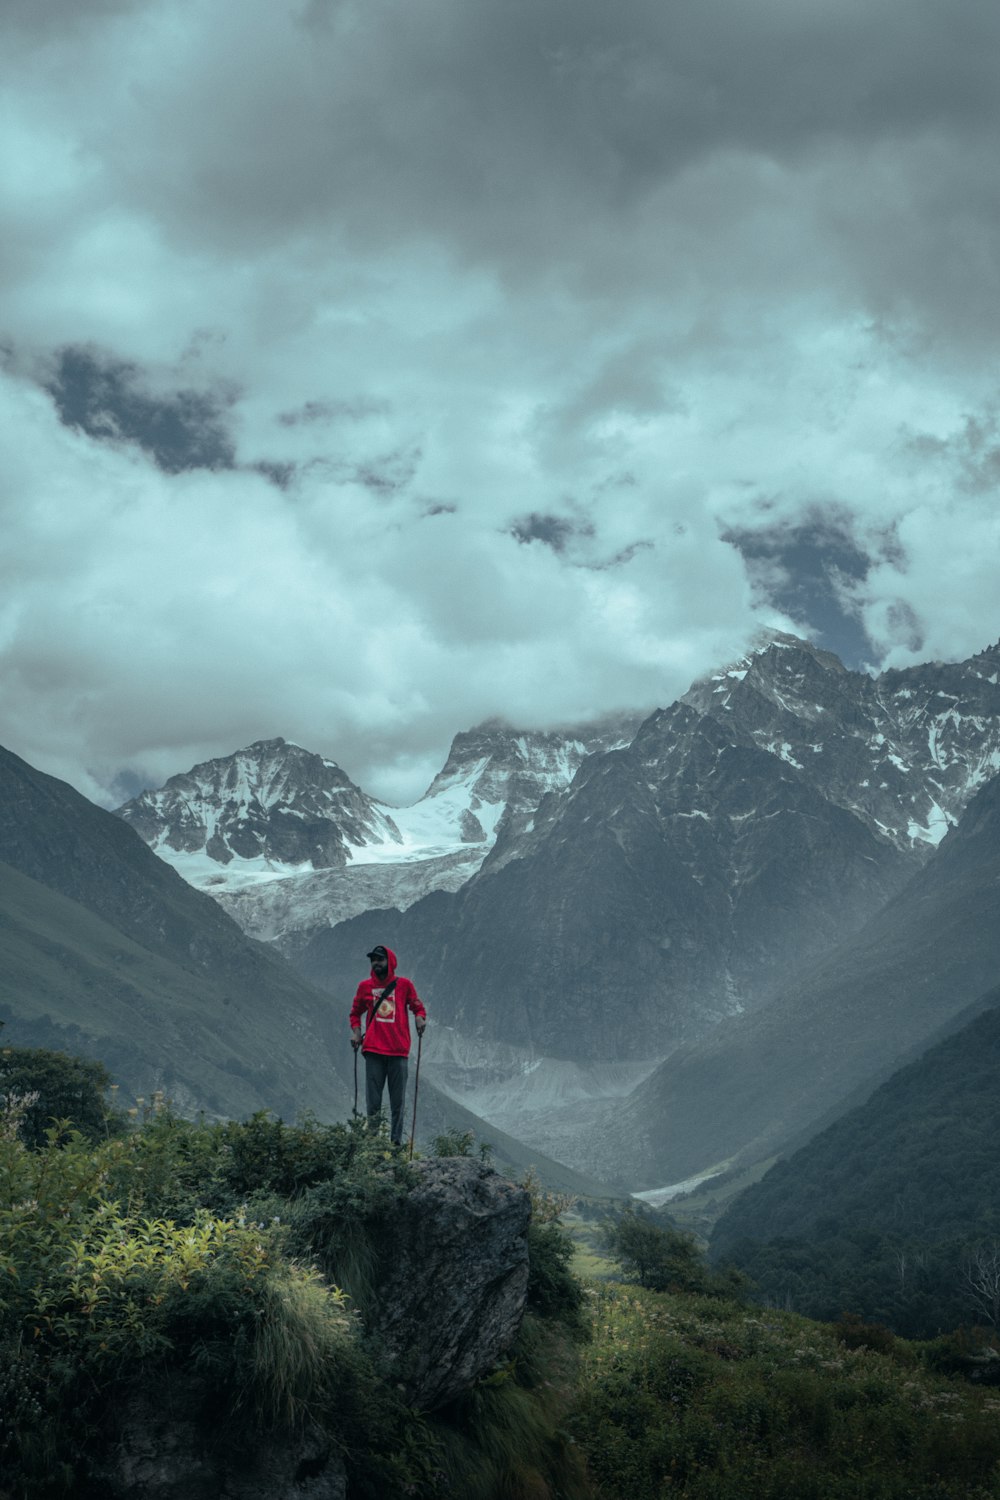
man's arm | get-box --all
[349,982,370,1046]
[406,980,427,1034]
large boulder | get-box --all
[366,1156,532,1409]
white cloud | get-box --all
[2,0,1000,803]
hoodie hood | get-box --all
[370,945,397,980]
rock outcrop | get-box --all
[96,1156,532,1494]
[366,1155,532,1409]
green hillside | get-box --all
[711,984,1000,1335]
[0,857,347,1120]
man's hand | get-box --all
[351,1029,363,1050]
[415,1018,426,1036]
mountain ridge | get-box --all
[618,760,1000,1187]
[116,717,642,938]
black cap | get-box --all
[366,945,388,961]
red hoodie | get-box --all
[349,946,426,1057]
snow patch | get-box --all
[632,1166,728,1207]
[764,741,804,769]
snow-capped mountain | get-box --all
[683,631,1000,854]
[292,636,1000,1149]
[108,634,1000,1185]
[116,719,642,939]
[117,738,400,872]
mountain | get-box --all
[1,741,622,1193]
[0,741,353,1118]
[117,735,400,870]
[297,634,999,1052]
[103,634,1000,1185]
[617,756,1000,1188]
[116,720,641,940]
[284,635,1000,1177]
[708,983,1000,1335]
[682,632,1000,853]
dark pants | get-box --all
[364,1054,409,1144]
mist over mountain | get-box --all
[618,747,1000,1186]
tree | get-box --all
[0,1047,117,1148]
[602,1207,728,1295]
[965,1241,1000,1328]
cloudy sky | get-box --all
[3,0,1000,807]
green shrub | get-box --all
[433,1126,494,1161]
[0,1047,121,1149]
[835,1310,898,1356]
[0,1100,428,1494]
[527,1218,587,1332]
[602,1207,742,1298]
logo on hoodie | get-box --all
[374,987,396,1023]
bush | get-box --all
[433,1126,494,1161]
[0,1047,120,1149]
[602,1207,741,1298]
[835,1311,898,1356]
[0,1100,424,1494]
[0,1054,601,1500]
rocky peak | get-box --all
[425,715,642,807]
[437,714,644,869]
[682,633,1000,854]
[116,738,401,869]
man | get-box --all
[350,944,426,1146]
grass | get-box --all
[562,1209,619,1280]
[571,1281,1000,1499]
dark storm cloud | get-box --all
[510,513,595,553]
[724,510,874,667]
[50,0,994,373]
[3,0,133,34]
[47,348,237,474]
[106,2,1000,249]
[277,397,389,427]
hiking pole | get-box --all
[352,1040,359,1118]
[408,1028,424,1161]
